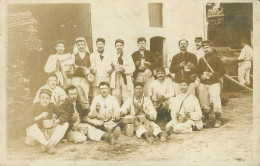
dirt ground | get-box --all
[5,90,253,162]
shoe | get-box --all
[108,127,121,145]
[41,144,47,152]
[47,145,56,155]
[160,135,167,142]
[214,120,221,128]
[203,120,209,127]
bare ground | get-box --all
[5,91,253,162]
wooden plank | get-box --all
[224,74,253,92]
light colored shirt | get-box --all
[44,53,74,73]
[195,47,204,63]
[169,92,202,122]
[89,94,120,121]
[149,78,175,99]
[121,96,157,121]
[90,51,113,86]
[33,84,67,105]
[238,45,253,64]
[110,52,135,89]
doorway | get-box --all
[150,36,166,67]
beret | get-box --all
[202,40,213,47]
[137,37,146,43]
[39,89,52,97]
[115,39,124,45]
[96,38,105,44]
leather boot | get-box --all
[214,113,221,128]
[203,112,209,127]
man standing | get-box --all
[121,82,168,142]
[131,37,157,96]
[149,67,175,120]
[72,37,94,108]
[44,40,74,88]
[90,38,114,98]
[33,74,67,106]
[25,89,69,154]
[169,39,198,96]
[194,37,204,62]
[197,40,225,128]
[110,39,135,105]
[59,85,121,145]
[164,78,203,134]
[237,40,253,86]
[85,81,121,134]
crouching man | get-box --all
[60,85,121,145]
[24,89,69,154]
[164,78,203,134]
[120,82,169,142]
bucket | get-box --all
[124,123,134,136]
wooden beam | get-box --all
[224,74,253,92]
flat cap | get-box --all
[39,89,52,97]
[76,37,86,43]
[156,67,165,73]
[96,38,105,44]
[115,39,124,45]
[195,37,203,41]
[134,82,144,88]
[137,37,146,43]
[55,40,65,46]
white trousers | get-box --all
[166,119,203,134]
[25,122,69,146]
[134,120,162,138]
[112,74,132,105]
[198,83,222,113]
[238,62,251,85]
[136,72,154,97]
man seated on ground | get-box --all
[33,74,67,106]
[59,85,121,145]
[84,81,121,134]
[164,78,203,134]
[24,89,69,154]
[120,82,169,142]
[149,67,175,121]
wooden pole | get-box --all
[224,74,253,92]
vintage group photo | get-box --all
[2,0,257,163]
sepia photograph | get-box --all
[0,0,260,165]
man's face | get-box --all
[179,82,188,93]
[203,45,213,54]
[134,85,143,98]
[115,42,124,54]
[179,40,188,52]
[40,93,51,107]
[99,85,109,97]
[47,76,57,89]
[68,89,78,103]
[138,41,146,51]
[76,41,86,52]
[195,40,202,49]
[55,43,65,55]
[96,42,105,53]
[156,71,165,81]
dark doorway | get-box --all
[206,3,253,49]
[150,36,166,67]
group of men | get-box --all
[24,35,252,155]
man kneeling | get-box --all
[121,82,169,142]
[164,78,203,134]
[24,89,69,154]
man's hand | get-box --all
[135,61,141,67]
[184,112,191,118]
[179,61,186,68]
[40,112,49,119]
[205,72,213,78]
[157,94,166,101]
[53,119,61,128]
[186,62,195,70]
[201,75,207,80]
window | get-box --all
[148,3,163,27]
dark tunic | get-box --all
[73,52,91,77]
[198,53,225,85]
[27,102,69,130]
[59,99,89,130]
[169,52,198,83]
[131,50,157,79]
